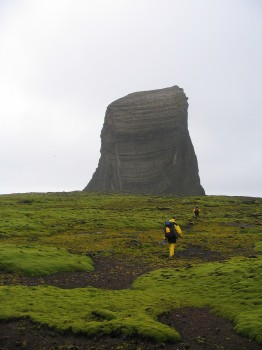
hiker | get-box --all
[193,205,200,219]
[164,217,183,259]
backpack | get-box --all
[164,220,173,229]
[164,220,179,238]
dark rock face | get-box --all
[84,86,205,195]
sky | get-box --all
[0,0,261,197]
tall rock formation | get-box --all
[84,86,205,195]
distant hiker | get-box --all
[193,205,200,219]
[164,217,183,259]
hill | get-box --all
[0,192,261,349]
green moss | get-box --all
[92,309,117,320]
[234,311,262,344]
[0,256,261,343]
[0,192,261,343]
[0,284,180,342]
[0,244,93,276]
[254,242,262,253]
[132,256,262,343]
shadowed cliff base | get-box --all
[84,86,205,195]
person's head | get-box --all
[172,216,176,220]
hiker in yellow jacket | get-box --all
[164,217,183,259]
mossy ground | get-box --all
[0,192,261,347]
[0,244,93,276]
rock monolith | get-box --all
[84,86,205,195]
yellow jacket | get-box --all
[165,218,183,238]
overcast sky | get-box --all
[0,0,261,197]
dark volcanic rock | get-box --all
[84,86,205,195]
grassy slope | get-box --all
[0,192,261,343]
